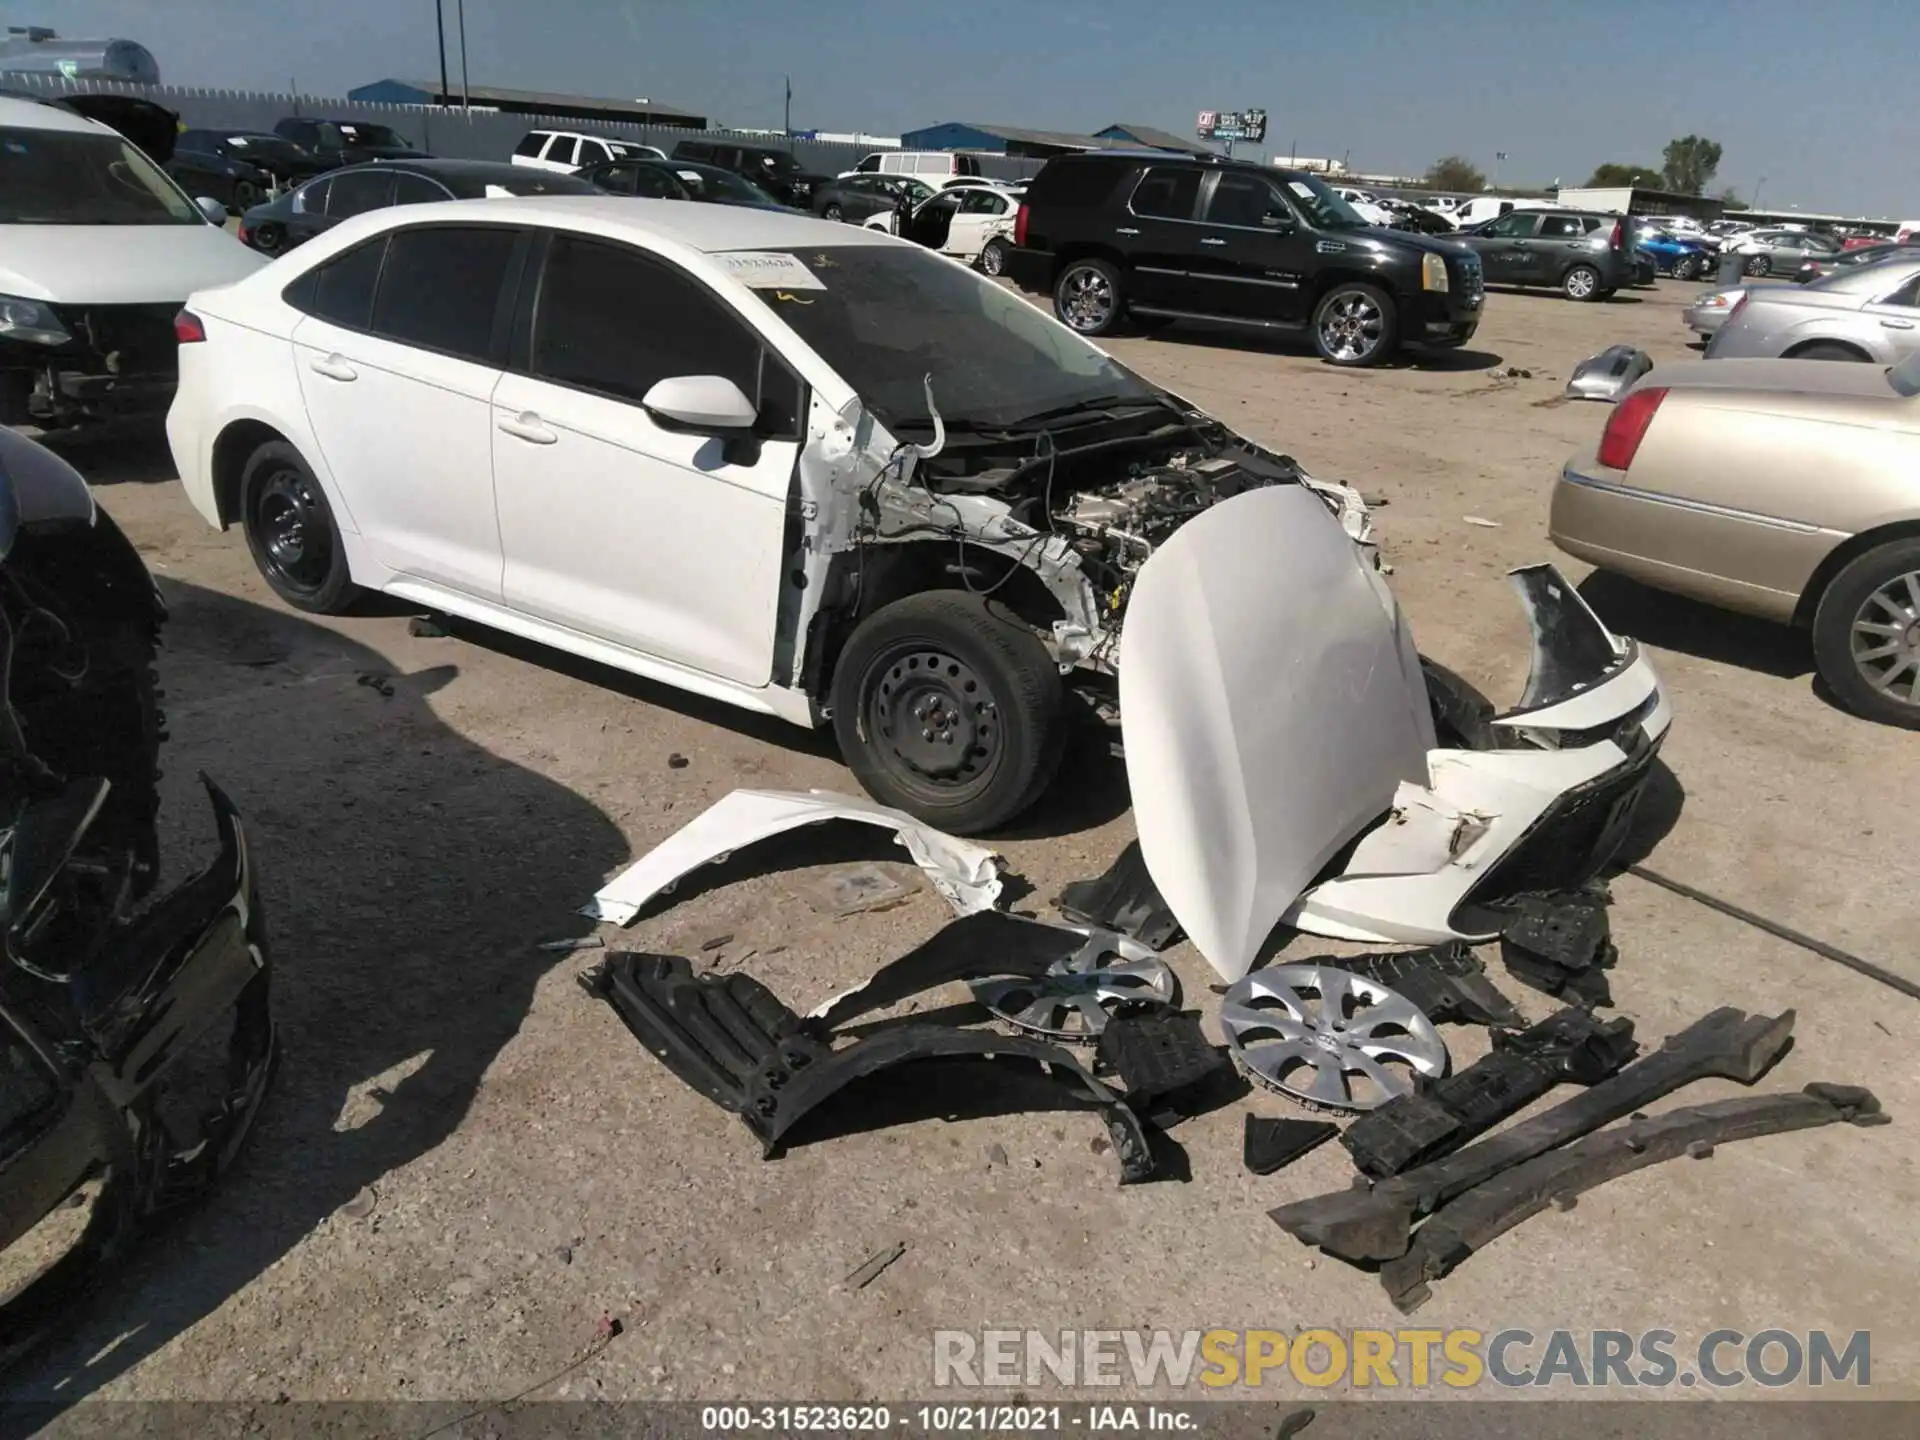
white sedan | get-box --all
[862,183,1019,273]
[166,199,1666,962]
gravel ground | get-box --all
[7,276,1917,1413]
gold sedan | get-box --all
[1553,353,1920,728]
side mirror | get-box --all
[195,195,229,225]
[1262,209,1294,231]
[641,375,758,434]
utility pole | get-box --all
[1494,150,1508,193]
[456,0,470,115]
[434,0,450,103]
[784,74,791,137]
[1752,175,1767,209]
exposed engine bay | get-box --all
[803,391,1375,683]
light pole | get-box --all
[456,0,470,116]
[1494,149,1508,193]
[434,0,450,103]
[1752,175,1767,210]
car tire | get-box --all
[830,591,1065,835]
[238,441,357,614]
[823,202,844,222]
[1811,539,1920,730]
[1563,265,1604,301]
[231,180,261,211]
[1311,282,1398,366]
[1791,341,1869,361]
[249,221,284,255]
[1053,257,1125,336]
[1674,254,1701,281]
[979,237,1008,276]
[1745,254,1771,277]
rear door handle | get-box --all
[308,354,356,382]
[1881,318,1915,330]
[1115,226,1140,236]
[496,412,558,445]
[1200,237,1228,247]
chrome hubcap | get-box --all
[1318,293,1383,360]
[1851,571,1920,706]
[1567,269,1596,298]
[1060,267,1114,330]
[1220,964,1448,1112]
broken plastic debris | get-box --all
[584,789,1005,926]
[1463,515,1502,529]
[538,935,606,953]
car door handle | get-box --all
[308,354,356,382]
[496,412,558,445]
[1199,237,1228,247]
[1115,226,1141,236]
[1882,318,1915,330]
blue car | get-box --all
[1634,229,1714,280]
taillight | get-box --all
[1597,386,1666,471]
[236,225,250,247]
[1608,219,1624,250]
[1014,202,1029,248]
[174,309,206,344]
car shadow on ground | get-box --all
[32,422,179,487]
[1137,324,1505,372]
[1577,571,1812,680]
[3,579,630,1413]
[396,609,1135,842]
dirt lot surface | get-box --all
[9,278,1918,1412]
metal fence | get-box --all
[0,70,1041,180]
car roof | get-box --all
[326,158,561,182]
[0,93,114,136]
[350,195,889,251]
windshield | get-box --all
[339,123,409,149]
[1277,173,1367,230]
[451,170,598,198]
[675,164,777,205]
[744,246,1155,431]
[754,150,800,178]
[0,126,202,225]
[226,134,312,165]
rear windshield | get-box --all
[0,126,202,225]
[743,246,1153,432]
[667,163,775,205]
[444,169,598,198]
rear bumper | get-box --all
[1003,245,1054,294]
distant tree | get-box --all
[1425,155,1486,193]
[1661,135,1724,195]
[1586,162,1662,187]
[1717,186,1748,210]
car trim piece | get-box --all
[584,787,1005,926]
[1559,465,1825,535]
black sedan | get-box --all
[238,158,597,255]
[168,128,331,213]
[577,157,799,211]
[810,173,934,224]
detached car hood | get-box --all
[1120,486,1671,976]
[0,225,265,305]
[1119,485,1435,979]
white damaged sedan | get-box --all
[166,198,1666,962]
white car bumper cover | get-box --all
[1120,486,1670,981]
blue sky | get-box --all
[12,0,1918,215]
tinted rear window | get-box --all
[369,226,519,362]
[284,237,388,330]
[1028,158,1132,209]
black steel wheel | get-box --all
[239,441,356,613]
[250,221,284,255]
[830,591,1065,834]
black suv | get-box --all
[1003,153,1483,366]
[1453,209,1636,301]
[273,117,428,167]
[669,139,826,209]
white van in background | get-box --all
[844,150,985,183]
[512,129,666,173]
[1448,195,1556,230]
